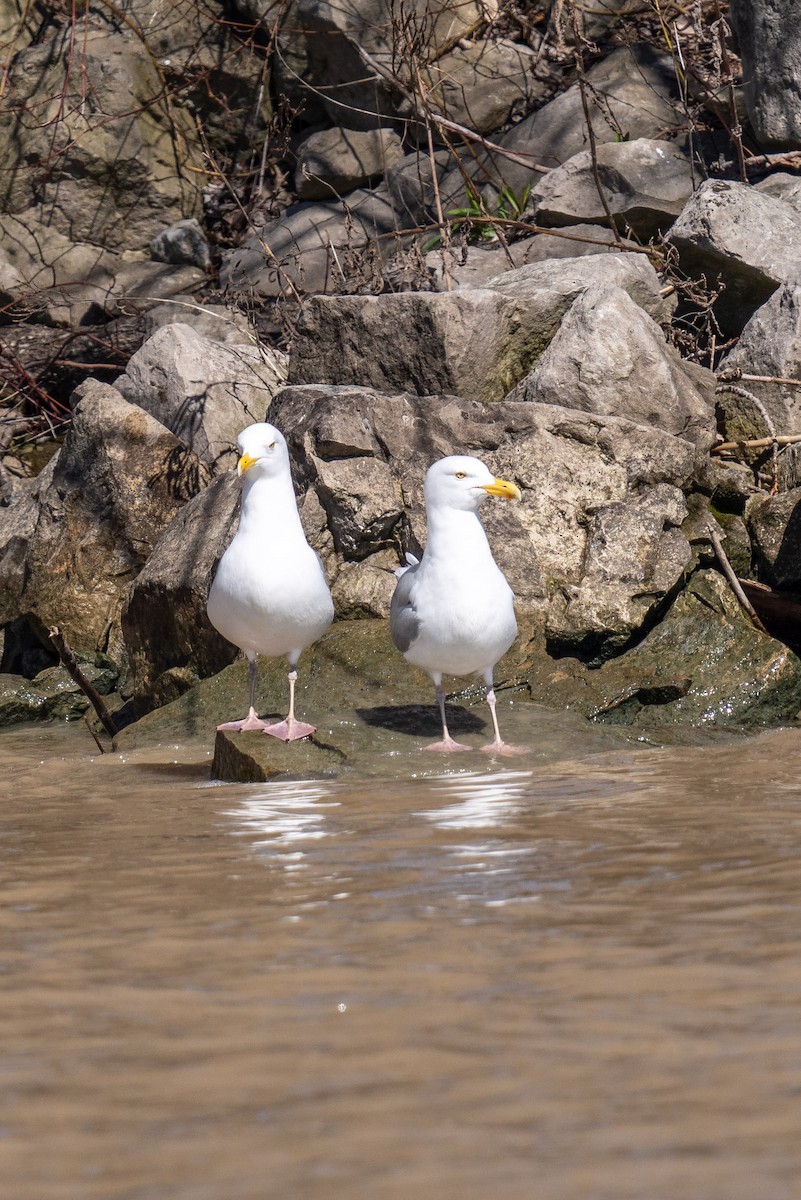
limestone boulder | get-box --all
[295,128,405,200]
[264,0,485,129]
[746,489,801,592]
[729,0,801,150]
[220,186,402,300]
[288,253,668,403]
[0,211,206,326]
[268,385,696,659]
[438,44,683,207]
[420,38,544,136]
[510,284,716,449]
[717,284,801,470]
[122,472,241,711]
[0,28,203,251]
[528,570,801,727]
[665,179,801,330]
[115,323,288,472]
[0,380,211,661]
[423,225,638,290]
[531,139,696,239]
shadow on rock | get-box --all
[356,703,485,737]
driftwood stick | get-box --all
[706,527,769,635]
[712,433,801,454]
[48,626,118,742]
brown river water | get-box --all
[2,716,801,1200]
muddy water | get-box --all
[2,721,801,1200]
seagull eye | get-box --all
[268,442,276,450]
[454,471,467,479]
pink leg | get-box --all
[480,676,527,756]
[426,680,471,753]
[264,669,316,742]
[217,658,271,732]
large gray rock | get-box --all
[0,380,210,660]
[267,0,485,129]
[717,283,801,448]
[529,570,801,727]
[115,323,287,472]
[746,488,801,591]
[423,225,639,290]
[220,187,402,300]
[510,284,716,448]
[665,179,801,330]
[122,472,241,710]
[295,127,405,199]
[0,212,205,326]
[288,253,668,402]
[531,139,696,239]
[439,44,683,206]
[269,385,696,659]
[421,38,544,136]
[0,28,203,251]
[729,0,801,150]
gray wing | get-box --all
[390,561,421,653]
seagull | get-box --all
[207,422,334,740]
[390,455,523,754]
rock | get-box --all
[288,253,668,402]
[746,489,801,591]
[294,127,405,199]
[422,225,637,290]
[0,28,203,251]
[119,618,548,776]
[150,219,211,269]
[0,380,211,660]
[665,179,801,331]
[421,38,544,136]
[717,283,801,468]
[386,149,466,226]
[220,187,402,300]
[509,284,716,448]
[115,323,288,471]
[269,385,696,659]
[585,570,801,726]
[754,172,801,210]
[729,0,801,150]
[122,472,242,711]
[143,299,257,345]
[574,0,633,40]
[440,44,683,206]
[0,211,205,326]
[531,138,696,239]
[268,0,484,129]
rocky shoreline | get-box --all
[4,1,801,769]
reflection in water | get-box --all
[418,771,539,910]
[419,769,532,829]
[223,780,341,869]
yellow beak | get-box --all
[237,452,258,476]
[481,477,521,501]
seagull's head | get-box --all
[235,422,289,480]
[424,455,521,512]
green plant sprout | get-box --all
[424,183,532,250]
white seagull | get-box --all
[207,422,334,740]
[390,455,523,754]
